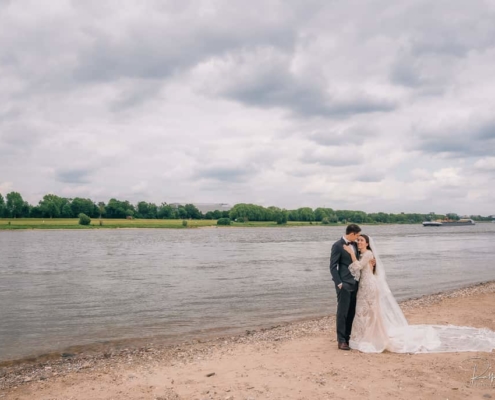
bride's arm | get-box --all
[359,252,373,268]
[344,249,372,280]
[344,247,371,270]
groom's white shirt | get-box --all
[342,236,357,255]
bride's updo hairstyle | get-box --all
[360,234,375,274]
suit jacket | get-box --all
[330,238,358,290]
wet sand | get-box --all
[2,281,495,399]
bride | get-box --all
[343,234,495,353]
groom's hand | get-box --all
[338,283,343,289]
[370,258,376,267]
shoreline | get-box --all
[0,224,360,231]
[2,220,491,231]
[2,280,495,395]
[0,219,442,231]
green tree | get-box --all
[0,193,5,217]
[137,201,148,218]
[38,194,73,218]
[328,213,338,223]
[97,202,106,218]
[106,198,123,218]
[21,201,31,217]
[314,208,328,221]
[288,209,299,221]
[61,203,73,218]
[212,210,222,219]
[147,203,158,219]
[351,211,367,223]
[39,194,62,218]
[297,207,315,221]
[157,203,174,219]
[106,198,135,218]
[229,203,270,221]
[217,217,231,225]
[71,197,97,218]
[274,209,288,225]
[184,204,202,219]
[136,201,158,219]
[29,205,43,218]
[46,200,60,218]
[78,213,91,225]
[177,206,187,219]
[369,212,389,223]
[6,192,24,218]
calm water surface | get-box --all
[0,224,494,362]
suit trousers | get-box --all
[336,284,357,343]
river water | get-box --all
[0,224,493,362]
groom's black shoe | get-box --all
[338,342,350,350]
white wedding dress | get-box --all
[348,238,495,353]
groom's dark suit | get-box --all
[330,238,359,344]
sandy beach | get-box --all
[1,281,495,400]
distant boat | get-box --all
[422,221,442,227]
[423,219,476,227]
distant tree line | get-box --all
[0,192,226,220]
[0,192,493,224]
[226,203,467,224]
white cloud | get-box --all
[0,182,14,194]
[474,157,495,171]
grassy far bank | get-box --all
[0,218,339,230]
[0,218,215,229]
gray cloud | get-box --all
[55,168,94,184]
[72,3,299,83]
[390,56,422,88]
[416,120,495,157]
[384,2,495,91]
[109,81,163,112]
[355,172,385,183]
[225,79,396,118]
[194,166,254,182]
[209,51,397,118]
[0,122,46,156]
[299,148,363,167]
[307,126,374,147]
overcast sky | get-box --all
[1,0,495,214]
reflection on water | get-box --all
[0,224,493,361]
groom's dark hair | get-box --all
[346,224,361,234]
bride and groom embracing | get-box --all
[330,224,495,353]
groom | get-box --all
[329,224,362,350]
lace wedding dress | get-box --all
[348,238,495,353]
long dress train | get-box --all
[348,241,495,354]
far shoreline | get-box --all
[2,217,492,231]
[0,219,442,231]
